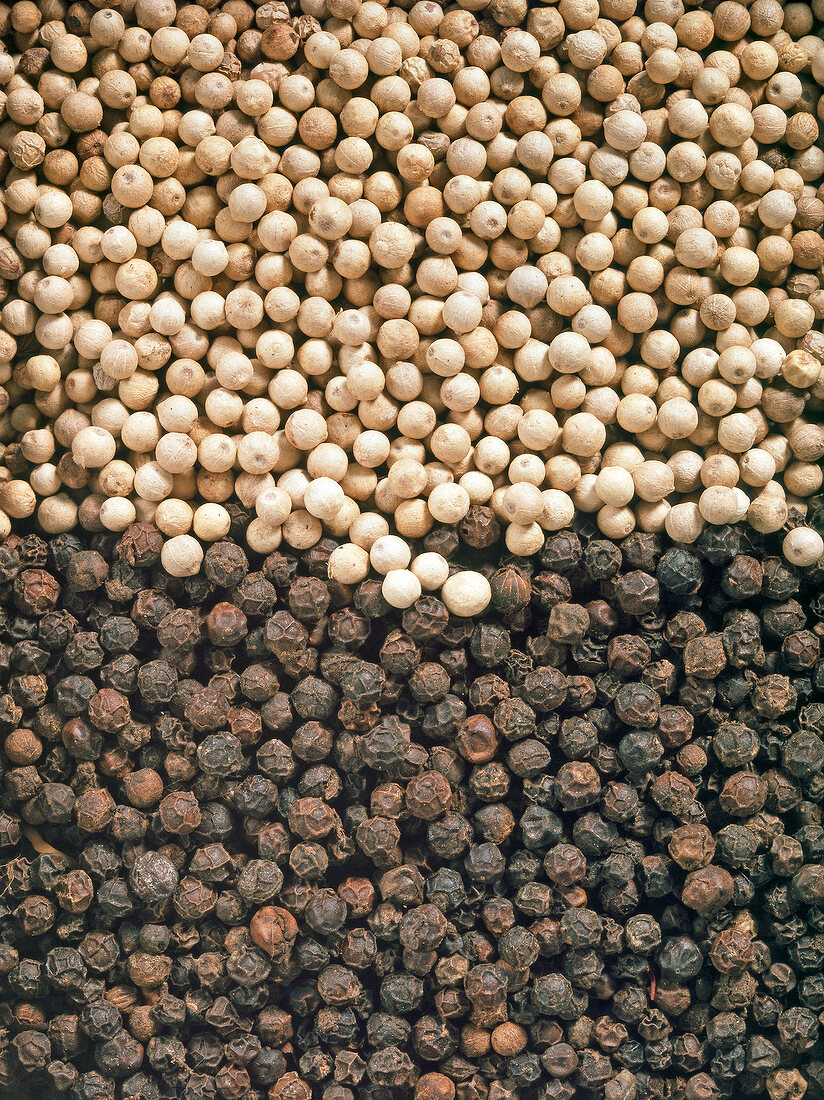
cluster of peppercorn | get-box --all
[0,508,824,1100]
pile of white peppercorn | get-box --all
[0,0,823,607]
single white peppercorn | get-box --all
[783,527,824,567]
[192,503,231,541]
[665,502,705,544]
[161,534,204,577]
[410,552,450,590]
[595,467,635,508]
[369,534,412,575]
[71,427,117,470]
[155,499,194,537]
[329,543,371,584]
[382,569,422,608]
[245,519,282,555]
[441,570,492,617]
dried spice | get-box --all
[0,0,823,599]
[0,514,823,1100]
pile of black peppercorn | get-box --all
[1,508,824,1100]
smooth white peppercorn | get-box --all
[161,533,204,577]
[441,570,492,616]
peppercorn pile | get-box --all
[1,516,824,1100]
[2,0,824,591]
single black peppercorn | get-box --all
[657,548,704,595]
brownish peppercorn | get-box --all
[669,824,716,870]
[65,552,109,592]
[719,771,767,817]
[683,634,727,679]
[158,791,202,834]
[54,869,94,912]
[123,768,164,809]
[261,21,300,59]
[4,728,42,764]
[546,602,590,643]
[405,771,453,820]
[459,507,501,549]
[14,570,61,615]
[681,866,735,913]
[490,565,531,613]
[75,788,116,832]
[206,602,248,646]
[250,905,298,957]
[416,1071,456,1100]
[456,715,499,764]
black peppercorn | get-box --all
[3,517,824,1100]
[458,507,500,549]
[657,548,704,595]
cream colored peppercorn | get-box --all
[155,499,194,537]
[541,490,575,530]
[783,527,824,567]
[38,494,80,533]
[72,427,117,469]
[161,534,204,577]
[784,463,823,498]
[658,399,699,441]
[748,490,788,534]
[782,350,821,389]
[441,570,491,616]
[562,413,606,457]
[410,552,450,590]
[595,466,635,507]
[429,484,471,524]
[382,568,422,608]
[666,502,705,544]
[1,481,37,520]
[699,485,750,525]
[369,534,412,574]
[192,503,231,541]
[98,495,136,532]
[328,543,370,584]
